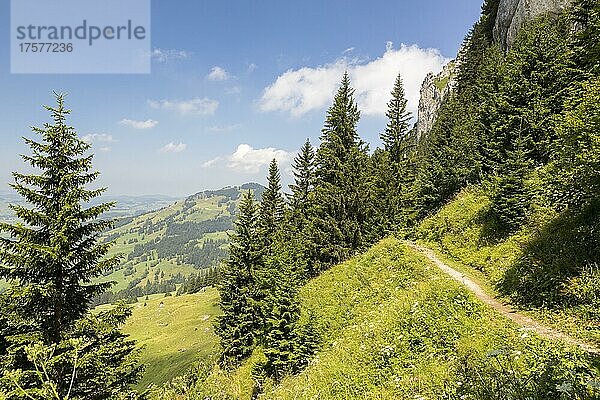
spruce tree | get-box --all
[373,74,415,235]
[573,0,600,73]
[552,77,600,208]
[310,73,372,271]
[288,139,315,229]
[381,74,412,163]
[259,253,301,381]
[256,242,318,382]
[0,93,141,398]
[0,93,119,342]
[490,135,531,234]
[215,190,263,366]
[258,159,285,247]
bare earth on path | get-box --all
[406,241,600,355]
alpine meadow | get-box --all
[2,0,600,399]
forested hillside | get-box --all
[92,183,264,306]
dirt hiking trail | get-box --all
[406,241,600,355]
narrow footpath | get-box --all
[406,241,600,355]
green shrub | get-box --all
[454,341,600,400]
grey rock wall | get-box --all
[493,0,572,49]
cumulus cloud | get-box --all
[148,98,219,116]
[208,124,243,133]
[151,48,191,63]
[202,144,293,174]
[259,42,449,117]
[160,142,187,153]
[207,66,229,81]
[226,86,242,95]
[81,133,116,143]
[119,118,158,129]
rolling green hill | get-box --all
[92,183,264,305]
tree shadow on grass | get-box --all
[498,201,600,308]
[475,206,514,247]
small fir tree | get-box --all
[288,139,315,229]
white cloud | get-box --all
[151,48,191,63]
[202,144,293,174]
[259,42,449,117]
[342,47,355,54]
[160,142,187,153]
[226,86,242,95]
[208,124,242,133]
[247,63,258,73]
[81,133,116,143]
[98,146,112,153]
[207,66,229,81]
[119,118,158,129]
[148,98,219,116]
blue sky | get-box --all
[0,0,483,196]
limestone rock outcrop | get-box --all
[414,62,456,141]
[493,0,572,49]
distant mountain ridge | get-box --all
[186,182,265,202]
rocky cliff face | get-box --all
[493,0,572,49]
[415,62,456,141]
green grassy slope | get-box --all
[415,187,600,347]
[101,289,222,390]
[154,237,599,399]
[93,183,264,303]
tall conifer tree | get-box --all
[310,73,371,271]
[381,74,412,163]
[0,94,119,342]
[258,159,285,247]
[216,190,263,366]
[0,94,142,398]
[372,73,415,235]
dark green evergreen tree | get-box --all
[308,73,372,272]
[381,74,412,163]
[0,93,141,398]
[255,242,318,383]
[490,135,531,234]
[0,94,119,342]
[215,190,263,367]
[372,73,415,236]
[288,139,315,229]
[573,0,600,74]
[552,77,600,208]
[258,159,285,248]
